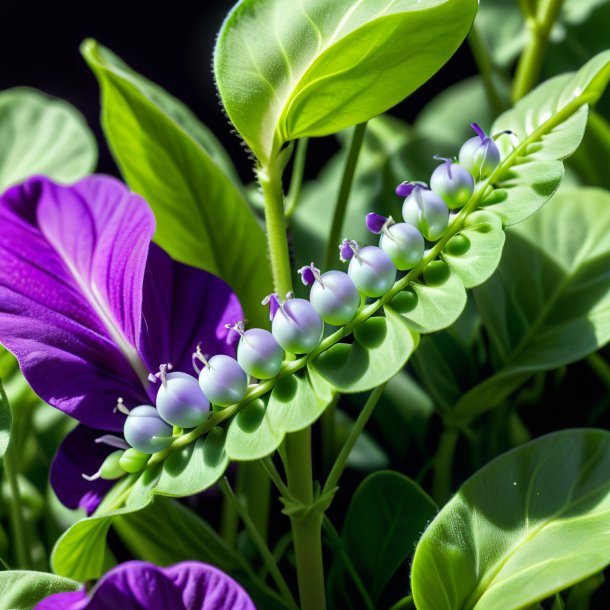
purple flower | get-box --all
[34,560,256,610]
[0,176,242,513]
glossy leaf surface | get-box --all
[214,0,477,164]
[412,429,610,610]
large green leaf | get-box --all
[310,307,418,393]
[0,88,96,191]
[329,472,437,608]
[485,51,610,226]
[0,571,79,610]
[456,188,610,419]
[82,40,272,328]
[411,429,610,610]
[214,0,477,165]
[52,428,229,581]
[225,368,334,460]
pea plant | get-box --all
[1,0,610,609]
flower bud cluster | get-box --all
[108,123,503,475]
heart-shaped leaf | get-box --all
[411,429,610,610]
[214,0,477,165]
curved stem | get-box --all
[324,122,367,270]
[323,384,386,495]
[285,138,309,221]
[219,478,298,610]
[512,0,565,101]
[432,428,459,505]
[468,25,505,115]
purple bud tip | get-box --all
[339,239,359,263]
[366,213,388,234]
[297,263,320,286]
[470,123,488,140]
[261,293,281,320]
[395,181,415,197]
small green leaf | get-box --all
[0,380,11,460]
[214,0,477,165]
[82,40,272,328]
[0,88,97,191]
[411,429,610,610]
[329,471,436,607]
[310,307,418,393]
[442,210,505,289]
[457,188,610,419]
[225,369,334,460]
[0,571,79,610]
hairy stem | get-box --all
[324,122,367,270]
[432,428,459,505]
[512,0,565,101]
[219,478,298,610]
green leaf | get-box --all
[486,51,610,226]
[214,0,477,165]
[0,571,79,610]
[82,40,272,328]
[225,368,334,460]
[310,307,418,393]
[456,188,610,419]
[0,88,97,191]
[442,210,506,289]
[411,429,610,610]
[329,471,436,607]
[0,381,11,460]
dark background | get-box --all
[1,0,476,182]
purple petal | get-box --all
[50,425,116,515]
[35,561,256,610]
[365,213,387,234]
[262,293,280,321]
[297,264,318,286]
[139,244,242,377]
[339,239,355,263]
[35,590,87,610]
[470,122,487,140]
[0,176,153,429]
[395,182,415,197]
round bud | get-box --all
[458,124,501,179]
[402,187,449,242]
[237,328,283,379]
[309,270,360,326]
[379,223,425,271]
[198,355,248,407]
[123,405,173,454]
[156,371,210,428]
[348,246,396,298]
[100,450,126,480]
[119,448,149,473]
[430,160,474,209]
[272,298,324,354]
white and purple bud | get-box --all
[261,293,281,321]
[402,183,449,242]
[367,215,425,271]
[347,242,396,298]
[429,156,474,209]
[339,239,358,263]
[300,262,360,326]
[195,350,248,407]
[119,448,149,473]
[458,123,501,179]
[228,321,284,380]
[123,405,174,454]
[156,371,210,428]
[272,294,324,354]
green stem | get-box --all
[468,25,505,115]
[388,595,414,610]
[321,394,339,475]
[432,428,459,505]
[323,384,386,495]
[587,352,610,388]
[261,456,293,500]
[285,138,309,221]
[237,461,271,543]
[285,428,327,610]
[324,123,367,270]
[512,0,565,101]
[0,381,31,569]
[218,477,298,610]
[258,162,293,297]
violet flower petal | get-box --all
[0,176,154,429]
[365,213,388,234]
[35,590,87,610]
[139,244,243,378]
[35,561,256,610]
[50,425,116,515]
